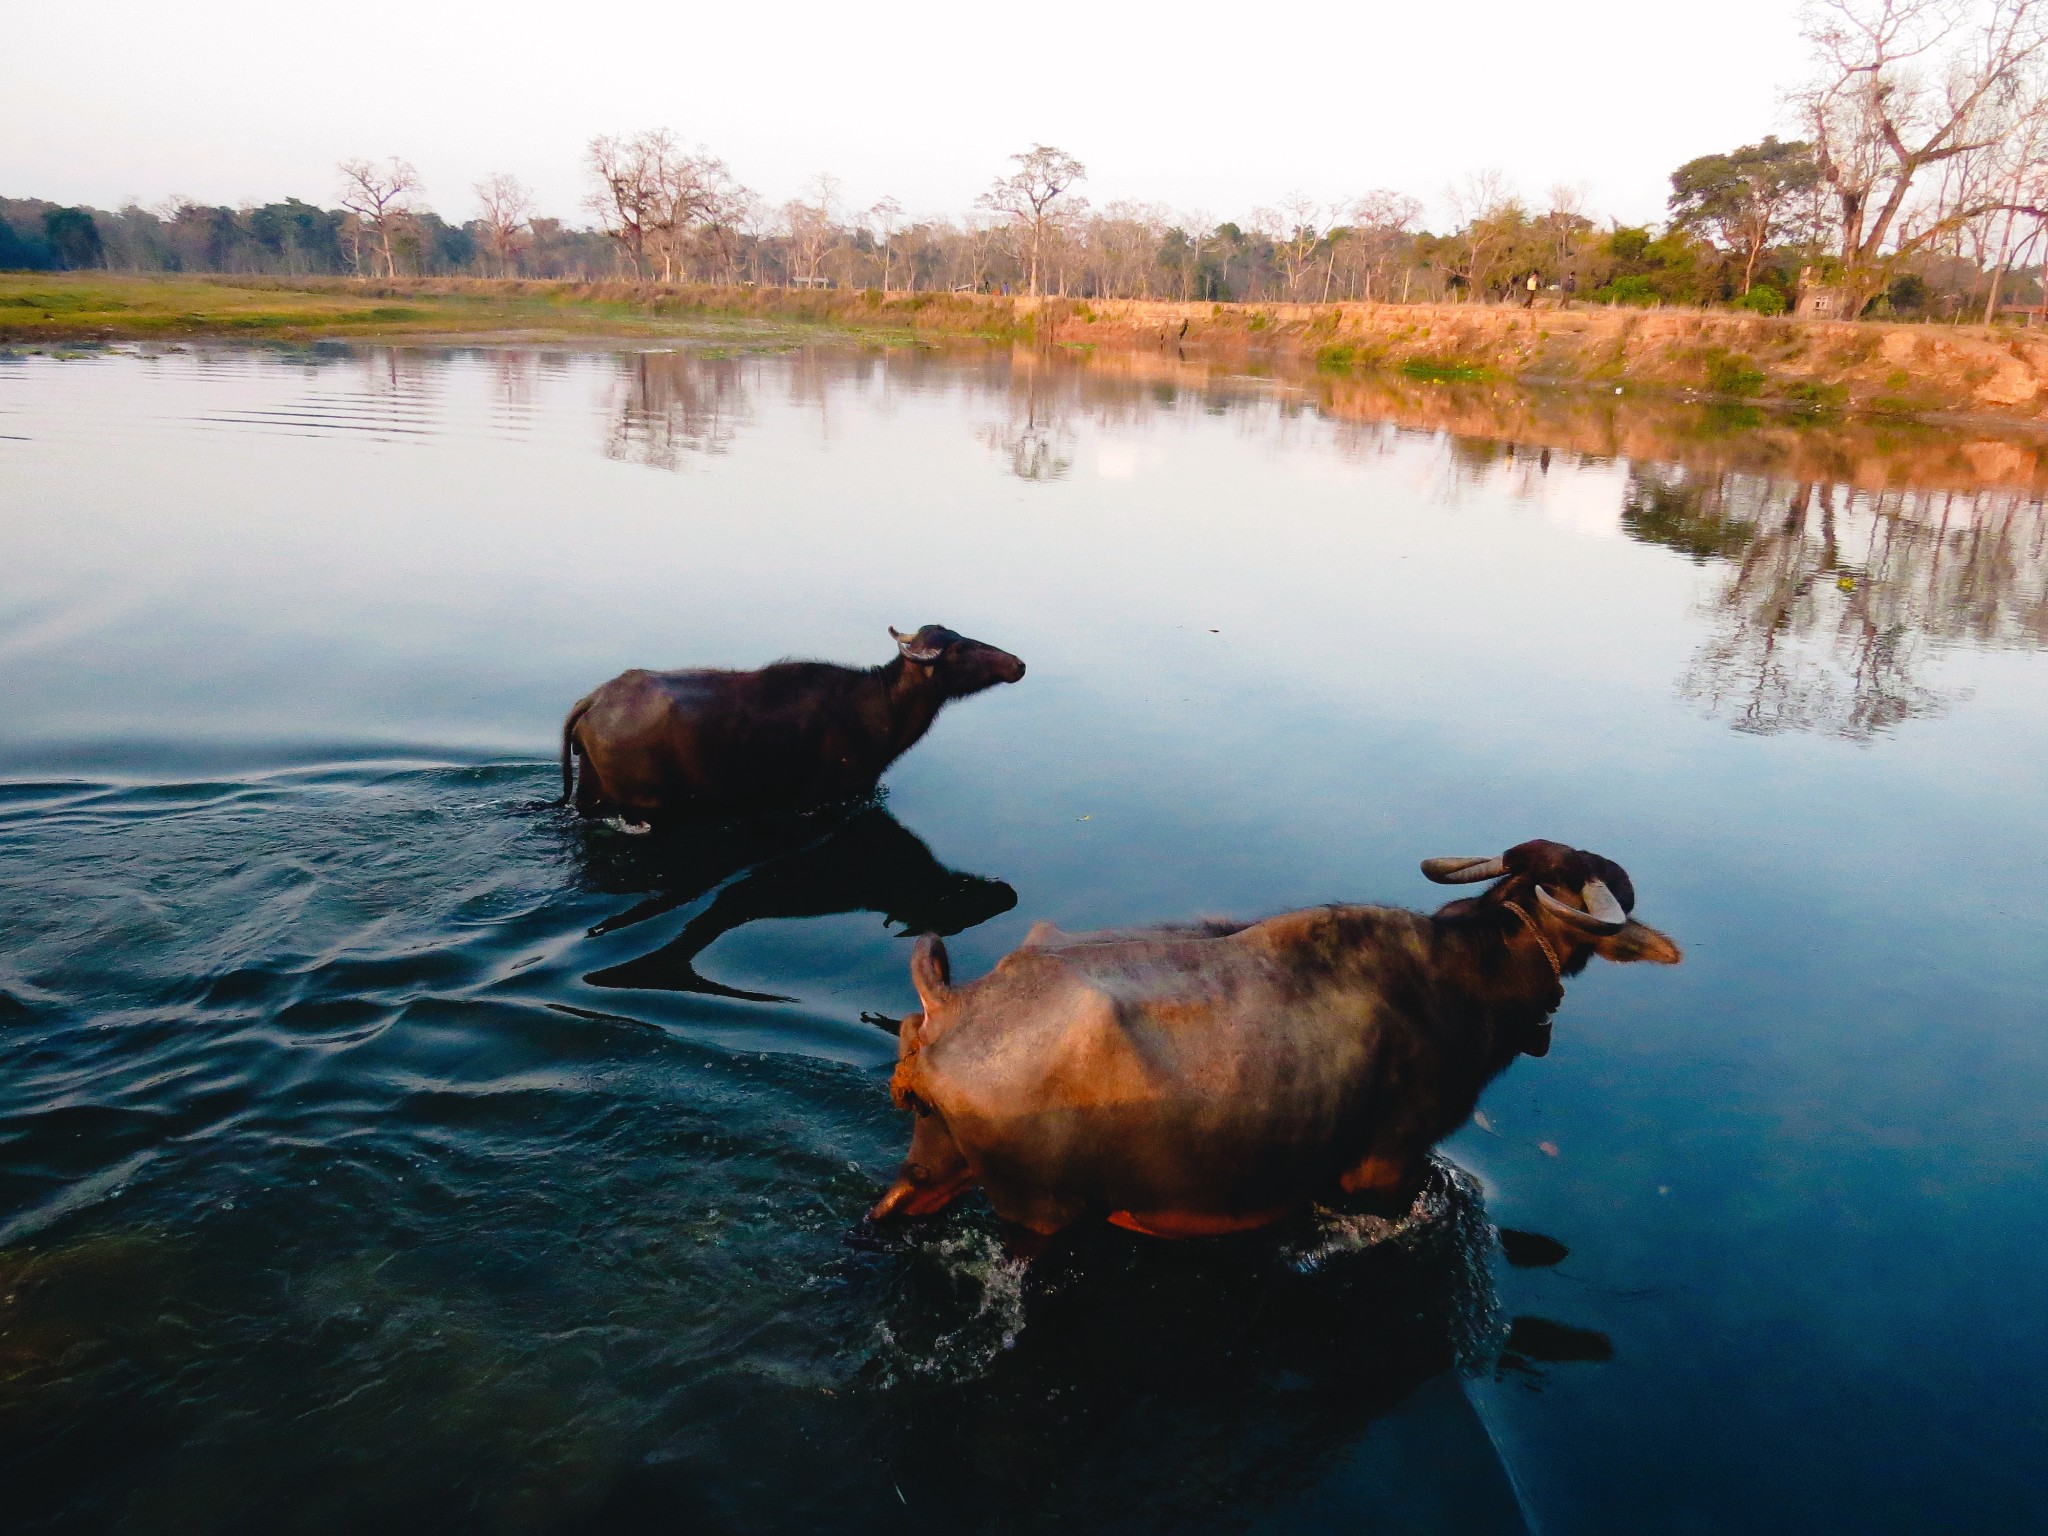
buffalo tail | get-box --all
[555,695,594,807]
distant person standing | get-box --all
[1524,271,1539,308]
[1562,274,1577,310]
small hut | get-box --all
[1794,266,1850,319]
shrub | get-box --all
[1783,379,1845,409]
[1703,350,1765,396]
[42,208,103,270]
[1595,274,1658,306]
[1886,274,1928,315]
[0,218,57,271]
[1732,286,1787,315]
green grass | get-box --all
[1314,342,1391,372]
[0,275,494,337]
[1781,379,1848,411]
[1399,355,1495,383]
[0,272,931,347]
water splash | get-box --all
[862,1220,1029,1387]
[1285,1155,1508,1374]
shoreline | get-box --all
[0,270,2039,417]
[10,272,2048,427]
[11,272,2048,489]
[308,275,2048,428]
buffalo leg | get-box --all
[1106,1205,1299,1238]
[1339,1151,1424,1216]
[999,1222,1070,1262]
[573,748,612,818]
[870,1110,978,1221]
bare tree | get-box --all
[1798,0,2048,312]
[1443,170,1524,300]
[1258,193,1327,300]
[1539,182,1596,284]
[337,157,422,278]
[1344,191,1422,302]
[1081,201,1170,299]
[869,197,904,291]
[1159,215,1217,301]
[1968,101,2048,314]
[957,215,1006,293]
[783,175,841,287]
[587,133,661,277]
[979,144,1087,296]
[473,173,533,277]
[694,174,754,285]
[586,130,740,282]
[652,144,734,282]
[732,191,772,286]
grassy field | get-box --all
[0,272,916,347]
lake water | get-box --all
[2,340,2045,1534]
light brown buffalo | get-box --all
[872,839,1681,1237]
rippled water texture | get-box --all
[3,344,2046,1533]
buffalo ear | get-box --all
[1591,920,1682,966]
[890,626,945,663]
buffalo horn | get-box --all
[889,626,945,662]
[1421,856,1508,884]
[1536,879,1628,933]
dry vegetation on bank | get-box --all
[10,272,2048,428]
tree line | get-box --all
[11,0,2048,321]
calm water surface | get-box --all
[2,342,2045,1534]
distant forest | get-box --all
[0,195,610,281]
[11,0,2048,322]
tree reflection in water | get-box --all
[1622,467,2048,738]
[977,370,1075,481]
[578,345,2047,738]
[603,350,748,471]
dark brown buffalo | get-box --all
[558,625,1025,824]
[872,839,1681,1237]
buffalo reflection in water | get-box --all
[574,804,1016,1000]
[1622,466,2048,739]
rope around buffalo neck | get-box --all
[1504,900,1563,994]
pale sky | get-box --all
[2,0,1806,231]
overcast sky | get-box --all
[3,0,1807,230]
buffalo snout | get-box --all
[949,642,1026,694]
